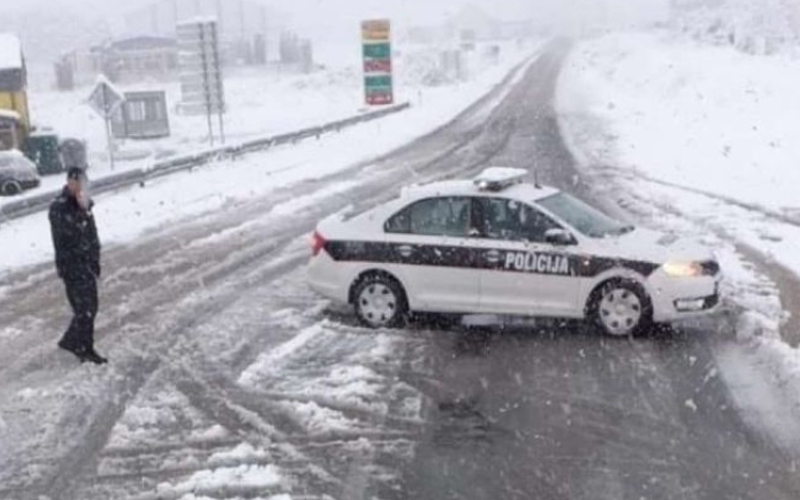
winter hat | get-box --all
[67,167,87,181]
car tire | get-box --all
[588,279,652,337]
[1,180,22,196]
[352,273,408,329]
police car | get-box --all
[307,168,721,336]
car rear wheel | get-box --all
[1,180,22,196]
[353,274,407,329]
[589,280,652,337]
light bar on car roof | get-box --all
[474,167,527,192]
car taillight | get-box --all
[311,231,327,257]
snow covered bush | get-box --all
[671,0,800,55]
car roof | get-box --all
[0,150,26,158]
[401,180,561,203]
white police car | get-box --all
[307,168,721,336]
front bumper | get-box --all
[649,271,722,323]
[21,178,40,190]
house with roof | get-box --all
[0,33,29,151]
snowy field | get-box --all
[10,41,526,203]
[0,42,537,276]
[557,32,800,452]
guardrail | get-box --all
[0,102,411,223]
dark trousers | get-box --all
[61,278,98,350]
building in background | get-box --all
[111,90,170,140]
[279,32,314,73]
[123,0,277,64]
[55,49,99,89]
[0,33,30,151]
[56,36,179,87]
[98,36,179,83]
[407,5,536,45]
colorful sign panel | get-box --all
[362,19,393,106]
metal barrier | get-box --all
[0,102,411,223]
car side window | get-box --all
[385,197,472,237]
[478,198,562,243]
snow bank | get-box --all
[558,32,800,214]
[157,464,284,494]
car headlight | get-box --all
[662,261,704,278]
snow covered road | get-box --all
[2,39,800,500]
[0,45,534,500]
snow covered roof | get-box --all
[0,33,23,71]
[109,35,177,52]
[177,16,219,28]
[0,109,21,122]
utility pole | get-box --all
[151,3,159,34]
[239,0,246,41]
[216,0,223,34]
[261,6,268,61]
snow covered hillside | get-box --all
[559,33,800,213]
[671,0,800,54]
[558,31,800,451]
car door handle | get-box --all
[485,250,501,263]
[397,245,415,258]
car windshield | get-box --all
[538,192,633,238]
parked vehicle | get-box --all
[0,149,41,195]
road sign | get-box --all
[178,18,226,145]
[87,77,124,118]
[364,59,392,73]
[361,19,393,107]
[86,76,125,170]
[365,93,394,106]
[363,43,391,59]
[362,20,391,40]
[365,75,392,88]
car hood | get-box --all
[0,163,38,181]
[592,227,714,265]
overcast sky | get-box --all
[3,0,670,32]
[1,0,670,65]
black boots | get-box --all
[58,340,108,365]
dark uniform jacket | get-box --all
[49,187,101,282]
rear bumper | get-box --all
[307,252,350,304]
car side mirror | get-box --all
[545,229,576,246]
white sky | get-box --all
[1,0,670,64]
[3,0,670,31]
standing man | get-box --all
[49,167,107,365]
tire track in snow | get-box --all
[0,50,544,500]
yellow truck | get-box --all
[0,33,30,151]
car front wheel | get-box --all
[589,280,652,337]
[1,180,22,196]
[353,274,408,329]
